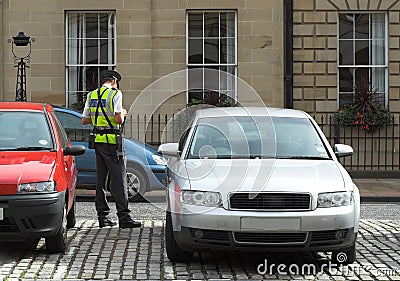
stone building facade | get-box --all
[0,0,284,115]
[0,0,399,120]
[293,0,400,120]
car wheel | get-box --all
[66,197,76,229]
[126,163,148,202]
[332,244,356,265]
[165,211,193,262]
[45,203,67,254]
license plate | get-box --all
[240,217,301,231]
[0,208,3,220]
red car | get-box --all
[0,102,85,253]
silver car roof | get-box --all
[195,107,311,119]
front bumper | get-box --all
[0,191,65,241]
[173,204,358,252]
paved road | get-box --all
[0,203,398,280]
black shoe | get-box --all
[98,218,116,228]
[119,220,142,228]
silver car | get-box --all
[159,107,360,264]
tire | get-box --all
[66,197,76,229]
[45,203,68,254]
[126,163,148,202]
[332,244,356,265]
[165,211,193,262]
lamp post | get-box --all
[8,32,35,102]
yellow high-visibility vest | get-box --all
[88,87,120,144]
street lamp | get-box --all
[8,32,35,102]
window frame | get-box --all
[337,12,389,108]
[186,10,238,104]
[65,11,117,107]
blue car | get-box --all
[54,107,166,201]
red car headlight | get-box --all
[18,181,56,193]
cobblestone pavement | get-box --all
[0,219,399,280]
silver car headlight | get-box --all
[18,181,56,193]
[318,191,353,207]
[152,154,167,166]
[181,190,222,207]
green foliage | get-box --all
[333,103,393,131]
[187,90,237,107]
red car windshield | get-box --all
[0,111,54,151]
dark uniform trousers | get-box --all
[94,142,131,222]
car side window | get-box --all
[51,111,69,148]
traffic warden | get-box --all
[82,69,141,228]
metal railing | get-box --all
[68,114,400,171]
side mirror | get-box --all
[334,144,353,158]
[63,145,86,156]
[158,143,180,157]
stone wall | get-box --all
[1,0,284,116]
[293,0,400,120]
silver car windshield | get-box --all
[187,116,330,159]
[0,111,54,151]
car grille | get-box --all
[0,218,19,233]
[234,232,307,244]
[229,193,311,210]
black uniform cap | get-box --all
[100,70,122,82]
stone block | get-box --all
[315,0,337,10]
[304,62,326,74]
[303,12,326,23]
[327,62,338,74]
[293,62,303,74]
[316,100,337,112]
[330,0,348,10]
[293,100,316,113]
[152,36,185,49]
[121,10,151,23]
[152,49,173,64]
[293,11,303,23]
[316,49,337,62]
[123,0,151,9]
[62,0,124,9]
[152,0,179,9]
[327,12,337,23]
[178,0,212,9]
[327,87,338,99]
[304,87,327,99]
[304,37,326,49]
[293,75,314,87]
[130,22,151,36]
[240,9,273,21]
[389,11,400,23]
[293,88,303,99]
[316,24,337,36]
[212,0,246,8]
[293,24,315,36]
[293,0,314,11]
[316,74,337,87]
[293,49,314,62]
[379,0,399,10]
[131,49,152,63]
[359,0,369,10]
[51,23,64,37]
[327,37,338,48]
[31,63,64,78]
[172,22,185,36]
[389,62,400,74]
[293,37,303,49]
[347,0,358,10]
[173,50,186,64]
[152,9,184,22]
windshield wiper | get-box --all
[276,156,330,160]
[4,146,54,151]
